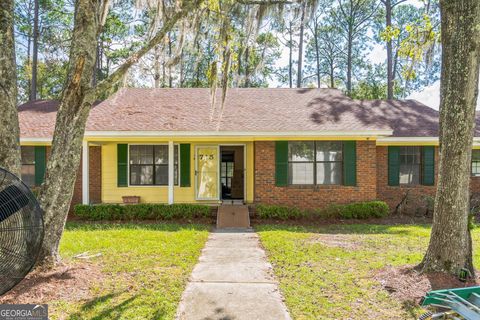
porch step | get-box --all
[216,205,250,229]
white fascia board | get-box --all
[377,137,439,143]
[84,130,393,138]
[377,137,480,146]
[20,137,52,143]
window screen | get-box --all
[399,146,421,185]
[129,145,178,185]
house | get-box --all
[17,88,480,212]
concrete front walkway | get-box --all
[176,229,291,320]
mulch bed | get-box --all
[0,262,104,304]
[374,265,480,305]
[250,215,432,227]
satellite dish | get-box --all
[0,167,44,295]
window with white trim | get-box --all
[399,146,421,185]
[472,150,480,176]
[288,141,343,185]
[129,145,178,185]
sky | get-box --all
[271,0,480,111]
[367,42,480,110]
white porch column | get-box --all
[82,140,89,205]
[168,140,174,204]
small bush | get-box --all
[73,203,212,221]
[325,201,389,219]
[255,201,389,220]
[256,204,307,220]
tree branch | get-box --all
[391,0,408,8]
[95,0,202,97]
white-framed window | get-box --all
[129,145,178,186]
[472,150,480,177]
[288,141,343,185]
[399,146,421,185]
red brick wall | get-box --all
[71,146,102,206]
[471,177,480,192]
[376,146,480,212]
[376,146,437,211]
[254,140,377,210]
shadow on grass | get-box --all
[68,292,167,320]
[65,221,212,232]
[253,222,432,236]
[67,292,127,320]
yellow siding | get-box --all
[20,142,52,146]
[101,141,254,204]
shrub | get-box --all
[335,201,389,219]
[73,203,212,221]
[255,204,307,220]
[255,201,389,220]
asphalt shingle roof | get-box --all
[18,88,476,139]
[86,88,391,133]
[18,99,59,138]
[356,99,480,137]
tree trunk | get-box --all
[168,32,173,88]
[296,1,306,88]
[35,0,197,266]
[330,64,334,88]
[0,0,21,177]
[419,0,480,276]
[36,0,100,265]
[27,36,32,99]
[154,45,161,88]
[288,23,293,89]
[195,39,201,86]
[245,46,250,87]
[30,0,39,101]
[346,32,353,95]
[313,18,321,88]
[93,42,100,86]
[162,61,166,87]
[385,0,394,99]
[179,51,184,87]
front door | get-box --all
[220,146,244,200]
[196,146,219,200]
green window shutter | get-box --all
[117,144,128,187]
[180,144,191,187]
[34,146,46,186]
[343,141,357,186]
[422,146,435,186]
[388,146,400,186]
[275,141,288,187]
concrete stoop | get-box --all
[216,204,250,228]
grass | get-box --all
[51,222,210,320]
[256,224,480,320]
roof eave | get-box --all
[377,136,480,147]
[83,130,393,138]
[20,137,52,145]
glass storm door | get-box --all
[196,146,219,200]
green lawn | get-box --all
[256,224,480,320]
[52,223,210,320]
